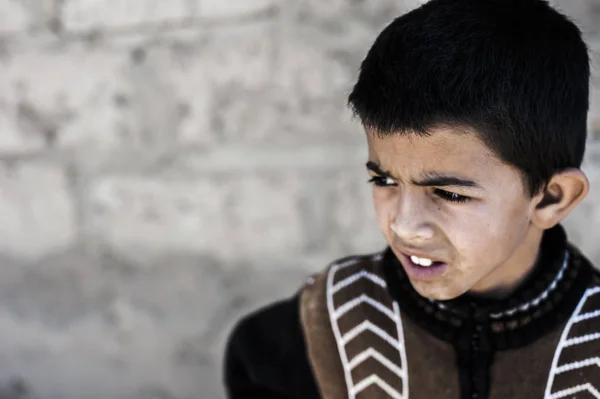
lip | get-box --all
[396,247,446,264]
[396,249,449,280]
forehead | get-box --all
[366,127,504,175]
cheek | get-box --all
[452,199,531,264]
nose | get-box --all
[389,193,435,243]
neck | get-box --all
[469,226,544,300]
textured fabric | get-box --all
[302,253,409,399]
[300,265,347,399]
[223,225,600,399]
[223,294,320,399]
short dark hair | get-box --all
[348,0,590,196]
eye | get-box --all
[367,176,397,187]
[434,189,470,203]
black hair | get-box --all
[348,0,590,196]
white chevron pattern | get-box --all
[545,286,600,399]
[327,253,409,399]
[341,320,402,348]
[564,332,600,347]
[332,269,387,294]
[573,309,600,323]
[549,383,600,398]
[351,375,404,399]
[334,294,396,320]
[555,357,600,374]
[348,348,405,377]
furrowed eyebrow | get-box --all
[365,161,391,176]
[366,162,482,189]
[412,172,483,189]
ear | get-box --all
[531,169,589,230]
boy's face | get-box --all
[367,126,544,300]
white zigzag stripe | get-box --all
[550,383,600,399]
[334,258,362,270]
[341,320,402,349]
[327,265,355,399]
[574,309,600,323]
[564,332,600,347]
[545,285,600,398]
[555,357,600,374]
[394,301,409,396]
[351,374,403,399]
[334,294,395,320]
[332,269,387,294]
[348,347,405,378]
[327,262,408,399]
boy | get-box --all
[224,0,599,398]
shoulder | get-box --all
[226,293,303,365]
[312,251,388,285]
[227,250,384,353]
[545,248,600,395]
[570,243,600,288]
[223,250,386,398]
[224,293,320,398]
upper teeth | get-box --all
[410,255,433,267]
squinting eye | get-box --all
[367,176,397,187]
[434,189,470,203]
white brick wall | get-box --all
[0,162,76,259]
[0,1,32,33]
[0,46,129,152]
[87,175,230,254]
[63,0,189,31]
[197,0,281,19]
[0,0,597,398]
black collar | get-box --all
[382,224,594,350]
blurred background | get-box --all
[0,0,598,398]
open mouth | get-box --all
[398,252,448,280]
[408,255,444,267]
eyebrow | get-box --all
[365,161,483,189]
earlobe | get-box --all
[531,169,589,230]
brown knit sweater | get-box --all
[225,225,600,399]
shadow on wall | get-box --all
[0,378,35,399]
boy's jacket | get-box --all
[225,225,600,399]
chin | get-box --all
[411,281,465,301]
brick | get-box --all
[62,0,189,32]
[0,0,32,33]
[201,26,278,90]
[274,32,355,98]
[228,174,305,257]
[212,87,360,145]
[0,46,194,156]
[210,85,281,144]
[160,26,279,145]
[86,175,230,255]
[173,144,365,172]
[0,249,232,399]
[210,29,360,145]
[166,45,219,146]
[86,172,306,259]
[290,0,422,26]
[196,0,280,19]
[0,46,130,153]
[0,161,76,259]
[0,105,46,153]
[106,47,185,149]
